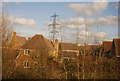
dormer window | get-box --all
[24,50,30,55]
[23,61,29,68]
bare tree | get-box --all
[0,14,14,44]
[1,14,14,79]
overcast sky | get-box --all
[2,0,119,44]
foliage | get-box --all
[3,45,120,79]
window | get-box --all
[63,57,70,61]
[24,50,30,55]
[23,61,29,68]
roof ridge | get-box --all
[15,35,22,46]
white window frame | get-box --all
[24,49,29,55]
[23,61,29,68]
[117,56,120,58]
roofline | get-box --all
[116,56,120,58]
[103,41,112,43]
[113,38,120,40]
[59,42,77,45]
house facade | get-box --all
[6,32,27,49]
[103,41,112,54]
[15,34,55,73]
[102,38,120,57]
[2,32,27,79]
[54,39,79,61]
[54,39,103,62]
[111,38,120,57]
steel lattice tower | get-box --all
[49,13,60,43]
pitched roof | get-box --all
[22,34,54,51]
[103,41,112,52]
[7,32,27,48]
[44,37,54,50]
[59,43,77,50]
[77,44,102,51]
[113,38,120,57]
[77,46,84,50]
[16,35,27,45]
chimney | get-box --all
[28,37,31,40]
[40,34,43,38]
[84,43,87,46]
[55,39,58,43]
[13,32,16,35]
[12,32,17,38]
[11,32,17,40]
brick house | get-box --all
[15,34,54,73]
[2,32,27,64]
[102,38,120,57]
[3,32,27,64]
[111,38,120,57]
[54,39,103,62]
[2,32,27,79]
[103,41,112,53]
[6,32,27,49]
[54,39,79,60]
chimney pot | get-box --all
[55,39,58,43]
[13,32,16,34]
[28,37,31,40]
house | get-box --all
[3,32,27,62]
[111,38,120,57]
[6,32,27,49]
[2,32,27,61]
[2,32,27,63]
[15,34,54,69]
[77,44,103,57]
[14,34,55,78]
[102,38,120,58]
[2,32,27,79]
[103,38,120,57]
[54,39,79,60]
[102,41,112,57]
[2,32,27,66]
[103,41,112,53]
[54,39,104,62]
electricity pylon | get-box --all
[49,13,60,43]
